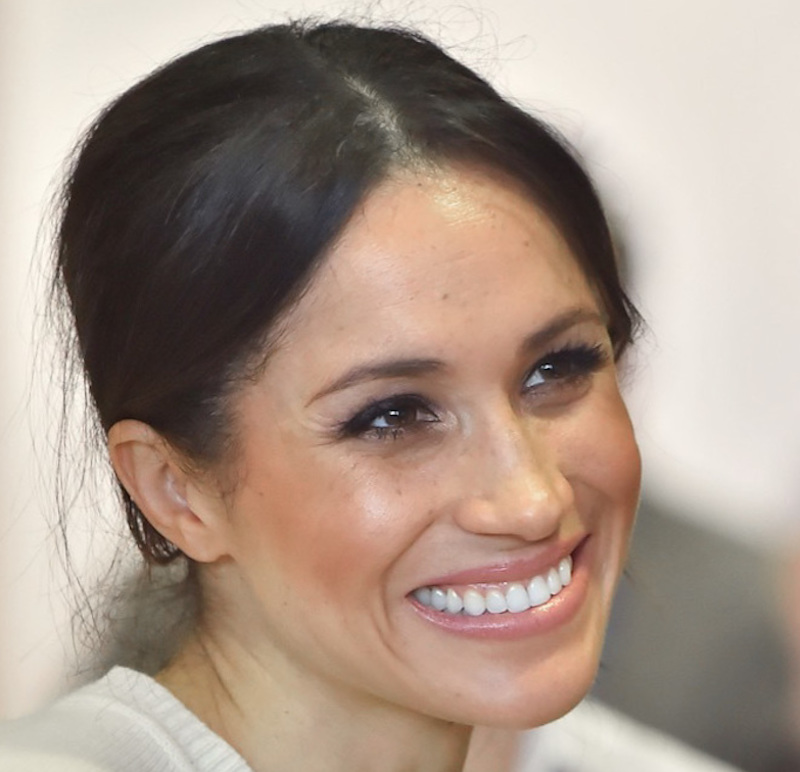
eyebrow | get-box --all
[308,306,605,404]
[309,357,445,404]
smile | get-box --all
[412,555,572,616]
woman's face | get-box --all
[208,166,641,728]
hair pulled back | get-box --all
[55,21,639,563]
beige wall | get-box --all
[2,0,798,717]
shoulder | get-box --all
[0,745,107,772]
[0,668,179,772]
[519,699,742,772]
[0,668,249,772]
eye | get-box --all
[339,394,440,440]
[524,343,608,391]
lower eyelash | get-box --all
[335,344,608,440]
[523,343,609,391]
[337,395,435,440]
[366,426,407,441]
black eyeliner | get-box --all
[337,393,436,439]
[526,342,609,385]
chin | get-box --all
[489,616,609,728]
[493,664,599,730]
[425,635,604,731]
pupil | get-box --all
[386,408,405,425]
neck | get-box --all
[157,629,473,772]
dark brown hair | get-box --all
[55,20,639,563]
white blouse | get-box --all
[0,667,740,772]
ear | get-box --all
[108,420,230,563]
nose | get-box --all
[451,412,574,542]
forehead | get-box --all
[276,166,596,352]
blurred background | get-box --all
[1,2,798,770]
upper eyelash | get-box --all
[336,342,608,440]
[336,394,436,439]
[525,342,608,384]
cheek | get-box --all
[563,385,642,522]
[230,446,431,598]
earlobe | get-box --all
[107,420,229,563]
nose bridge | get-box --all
[455,405,572,539]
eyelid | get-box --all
[523,342,609,388]
[332,341,610,440]
[337,393,439,439]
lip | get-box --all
[407,536,591,640]
[415,534,586,589]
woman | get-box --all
[1,20,644,771]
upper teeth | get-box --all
[413,556,572,616]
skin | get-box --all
[110,165,641,772]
